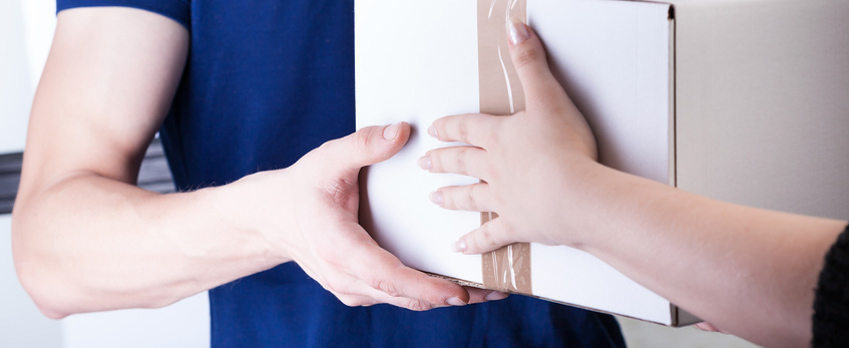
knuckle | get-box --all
[513,46,543,71]
[483,130,499,149]
[479,224,498,249]
[404,299,434,312]
[355,127,374,153]
[473,184,489,206]
[338,295,367,307]
[324,281,344,296]
[337,296,357,307]
[321,180,354,203]
[454,148,468,174]
[456,119,470,142]
[325,277,356,297]
[433,120,446,140]
[465,187,479,212]
[315,248,345,269]
[373,279,399,297]
[442,188,460,210]
[428,151,444,172]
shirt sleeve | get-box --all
[812,223,849,347]
[56,0,190,30]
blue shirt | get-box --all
[57,1,626,347]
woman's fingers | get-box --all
[420,145,490,179]
[453,218,518,255]
[428,113,501,148]
[430,183,494,212]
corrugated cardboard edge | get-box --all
[665,2,700,327]
[666,3,701,328]
[428,272,698,326]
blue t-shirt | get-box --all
[57,1,626,347]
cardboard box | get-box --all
[355,0,849,326]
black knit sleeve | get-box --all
[812,224,849,348]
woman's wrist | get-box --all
[544,155,612,250]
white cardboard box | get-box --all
[355,0,849,326]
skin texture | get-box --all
[12,7,498,319]
[422,20,847,348]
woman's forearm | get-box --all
[572,160,845,347]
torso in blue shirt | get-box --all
[58,1,626,347]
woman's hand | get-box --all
[420,20,601,254]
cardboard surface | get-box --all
[356,0,485,285]
[671,0,849,219]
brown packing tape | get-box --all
[477,0,526,115]
[477,0,532,294]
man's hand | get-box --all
[236,123,498,310]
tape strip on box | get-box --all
[477,0,532,294]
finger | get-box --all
[318,122,411,177]
[360,286,445,311]
[505,19,569,112]
[695,322,728,334]
[453,218,517,255]
[465,287,509,304]
[429,113,500,148]
[335,284,440,311]
[421,145,489,178]
[345,227,470,307]
[431,184,493,212]
[318,267,442,311]
[334,293,378,308]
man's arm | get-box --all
[13,7,481,319]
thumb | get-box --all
[320,122,411,177]
[505,19,565,111]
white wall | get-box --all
[0,2,63,347]
[1,1,210,347]
[0,216,62,348]
[63,295,210,348]
[0,0,53,154]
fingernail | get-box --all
[506,18,530,46]
[485,291,509,301]
[447,297,466,306]
[427,124,438,138]
[452,239,467,253]
[429,191,444,207]
[418,156,432,170]
[383,123,401,140]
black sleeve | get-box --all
[812,224,849,348]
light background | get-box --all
[0,1,759,347]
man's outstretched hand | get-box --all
[237,122,502,310]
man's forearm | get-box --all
[13,172,282,318]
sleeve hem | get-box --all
[811,223,849,347]
[56,0,190,30]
